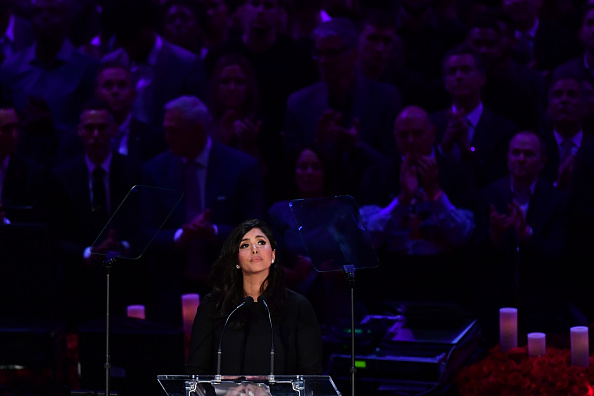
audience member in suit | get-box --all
[467,12,546,131]
[194,0,230,57]
[0,106,47,224]
[95,61,167,162]
[285,18,402,159]
[553,3,594,135]
[503,0,580,76]
[359,106,476,311]
[355,9,436,112]
[0,0,99,166]
[50,100,143,329]
[472,130,584,347]
[58,61,168,163]
[553,4,594,90]
[0,0,34,61]
[431,44,518,188]
[161,0,202,55]
[540,74,594,189]
[101,0,207,133]
[142,95,265,324]
[204,0,319,138]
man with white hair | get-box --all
[142,95,265,323]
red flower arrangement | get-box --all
[454,345,594,396]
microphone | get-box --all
[258,296,275,383]
[216,296,253,381]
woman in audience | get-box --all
[267,145,348,328]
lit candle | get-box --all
[126,304,145,320]
[571,326,589,367]
[527,332,546,357]
[499,307,518,352]
[182,293,200,335]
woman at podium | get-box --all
[186,219,323,375]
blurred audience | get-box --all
[141,95,265,324]
[502,0,579,76]
[0,0,99,166]
[50,99,143,329]
[472,130,584,345]
[0,106,47,223]
[360,106,476,309]
[101,0,207,132]
[1,0,594,379]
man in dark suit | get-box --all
[101,0,207,133]
[553,4,594,136]
[142,95,265,323]
[553,4,594,89]
[285,18,402,157]
[0,0,99,165]
[51,99,143,328]
[466,12,546,131]
[503,0,579,75]
[359,106,476,309]
[431,44,518,188]
[473,130,582,345]
[94,61,166,162]
[539,74,593,189]
[0,0,34,61]
[0,106,46,223]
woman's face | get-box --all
[295,149,325,196]
[238,227,276,277]
[218,64,248,109]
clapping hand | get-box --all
[489,202,531,246]
[182,209,217,243]
[416,155,441,199]
[399,154,419,205]
[87,229,129,266]
[315,110,360,151]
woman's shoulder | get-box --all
[284,288,313,307]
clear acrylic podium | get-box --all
[157,375,341,396]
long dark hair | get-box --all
[209,219,286,325]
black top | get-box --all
[186,289,323,375]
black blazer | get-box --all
[186,289,323,375]
[430,107,518,188]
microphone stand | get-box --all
[344,265,356,396]
[103,251,118,396]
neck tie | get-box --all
[560,139,574,164]
[184,161,207,283]
[184,161,202,221]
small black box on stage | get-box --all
[77,317,185,396]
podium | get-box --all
[157,375,342,396]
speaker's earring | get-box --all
[272,259,275,264]
[236,265,240,269]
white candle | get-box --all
[499,307,518,352]
[571,326,589,367]
[182,293,200,335]
[527,332,546,357]
[126,304,145,320]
